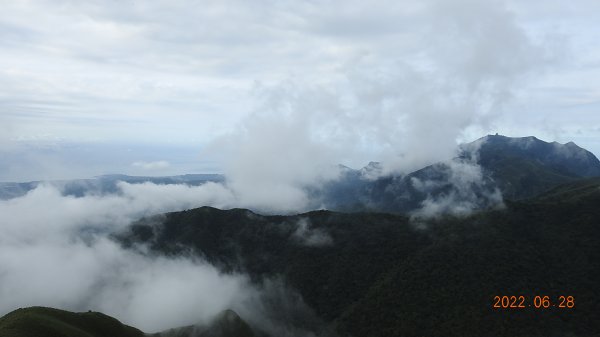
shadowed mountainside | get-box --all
[319,135,600,214]
[149,309,258,337]
[3,180,599,337]
[118,177,600,337]
[2,135,599,218]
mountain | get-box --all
[0,181,39,200]
[117,207,426,331]
[117,177,600,337]
[463,134,600,199]
[319,135,600,214]
[0,173,224,200]
[150,309,258,337]
[4,161,600,337]
[0,307,259,337]
[0,306,143,337]
[4,135,598,216]
[335,179,600,337]
[470,135,600,178]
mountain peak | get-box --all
[360,161,383,180]
[565,141,578,147]
[208,309,255,337]
[468,135,600,178]
[214,309,241,323]
[361,161,382,172]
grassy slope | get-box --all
[0,307,144,337]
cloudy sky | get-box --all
[1,0,600,181]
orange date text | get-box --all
[492,295,574,309]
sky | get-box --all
[1,0,600,181]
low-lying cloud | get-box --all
[0,182,277,333]
[292,218,333,247]
[410,159,505,219]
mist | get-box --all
[410,159,505,219]
[292,218,333,247]
[0,182,267,333]
[205,0,553,213]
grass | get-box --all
[0,307,143,337]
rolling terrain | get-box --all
[118,177,600,337]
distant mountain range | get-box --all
[0,174,224,200]
[3,135,599,217]
[317,134,600,214]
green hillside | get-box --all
[0,307,259,337]
[0,307,143,337]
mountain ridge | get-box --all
[117,176,600,336]
[317,134,600,214]
[0,306,144,337]
[2,135,599,217]
[3,176,600,336]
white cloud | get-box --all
[0,182,246,332]
[201,0,554,210]
[410,159,505,219]
[292,218,333,247]
[0,180,330,334]
[132,160,171,170]
[1,0,597,155]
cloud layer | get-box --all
[203,0,552,211]
[132,160,171,171]
[0,182,249,332]
[3,0,600,182]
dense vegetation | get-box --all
[118,178,600,337]
[336,179,600,337]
